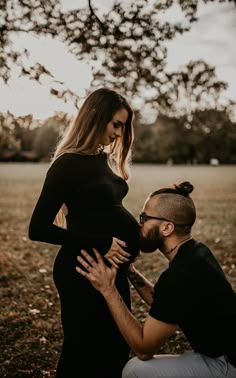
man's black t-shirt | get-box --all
[149,239,236,362]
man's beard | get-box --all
[140,226,163,253]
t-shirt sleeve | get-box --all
[28,155,112,252]
[149,272,186,324]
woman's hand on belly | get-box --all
[104,237,131,268]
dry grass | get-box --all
[0,163,236,377]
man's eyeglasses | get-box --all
[139,212,190,227]
[139,212,170,225]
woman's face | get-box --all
[99,108,128,146]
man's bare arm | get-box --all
[76,249,177,359]
[128,264,154,306]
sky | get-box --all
[0,0,235,119]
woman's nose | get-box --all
[115,128,122,137]
[115,127,122,137]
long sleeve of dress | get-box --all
[28,156,112,252]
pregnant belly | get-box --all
[68,206,140,259]
[111,207,139,236]
[100,206,140,260]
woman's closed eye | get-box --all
[113,122,124,129]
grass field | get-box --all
[0,163,236,377]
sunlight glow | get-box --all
[1,0,235,120]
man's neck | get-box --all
[161,235,192,262]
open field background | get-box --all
[0,163,236,377]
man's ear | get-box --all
[161,222,175,236]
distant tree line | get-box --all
[0,112,70,162]
[1,107,235,164]
[133,109,236,164]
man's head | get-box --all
[139,181,196,253]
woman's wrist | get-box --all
[128,263,136,274]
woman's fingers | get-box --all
[113,238,131,257]
[118,250,131,258]
[76,241,130,276]
[106,257,120,269]
[114,254,129,263]
[118,254,130,262]
[113,237,127,247]
[112,240,131,257]
[112,238,130,256]
[105,251,129,264]
[111,256,123,264]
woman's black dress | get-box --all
[28,153,140,378]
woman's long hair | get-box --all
[52,87,134,180]
[52,87,134,228]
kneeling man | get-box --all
[76,181,236,377]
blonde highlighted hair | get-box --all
[52,87,134,227]
[52,87,134,180]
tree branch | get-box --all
[88,0,107,30]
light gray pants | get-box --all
[122,351,236,377]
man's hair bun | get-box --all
[174,181,194,195]
[150,181,194,198]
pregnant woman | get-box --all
[28,88,140,377]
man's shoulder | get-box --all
[182,239,214,262]
[191,239,217,263]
